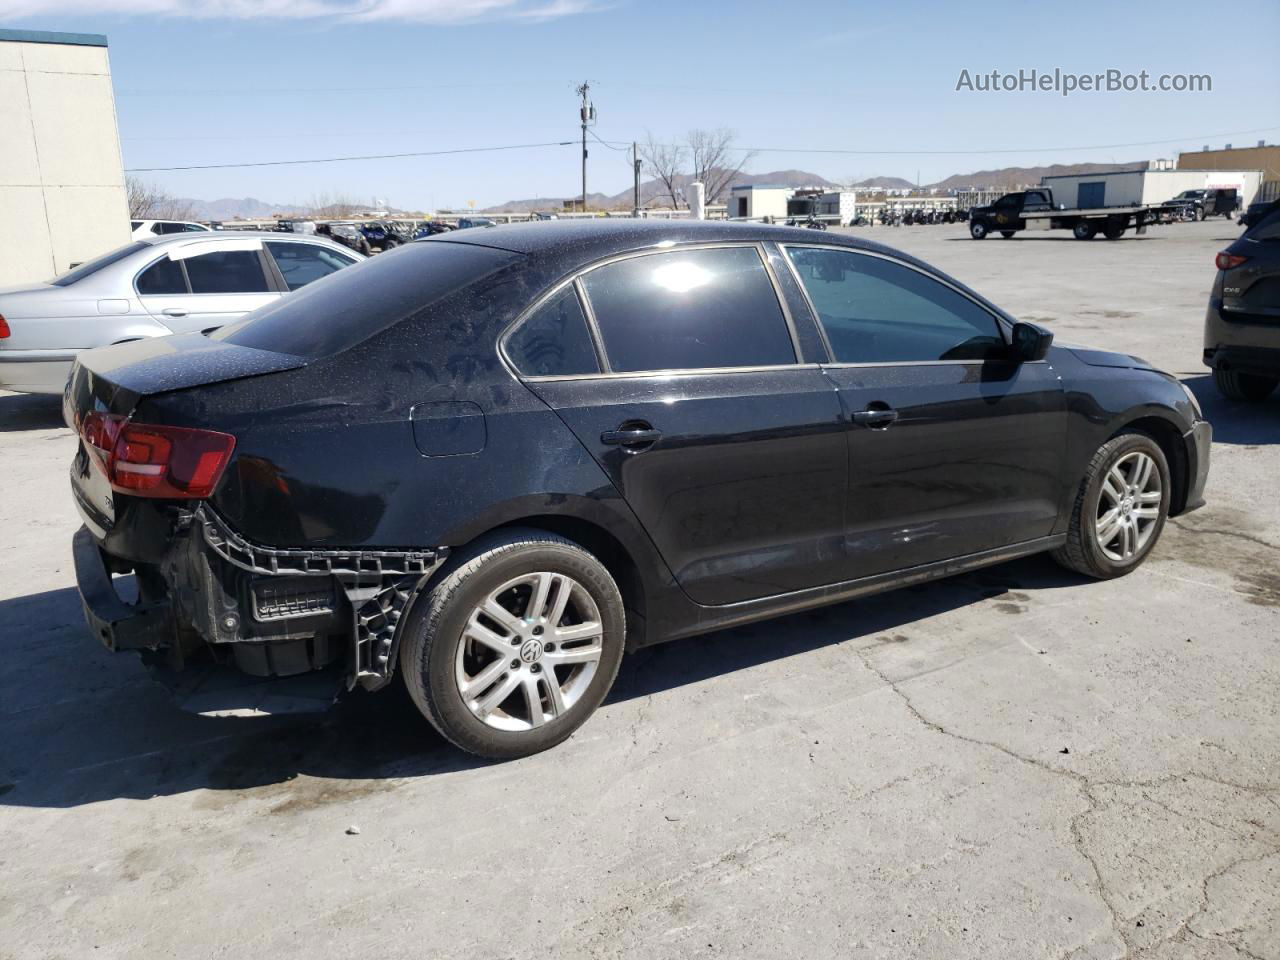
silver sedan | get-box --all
[0,232,363,394]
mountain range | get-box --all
[175,161,1149,219]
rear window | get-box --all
[1245,204,1280,241]
[51,242,148,286]
[215,240,520,359]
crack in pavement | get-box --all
[1168,520,1280,554]
[849,641,1280,960]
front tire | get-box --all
[970,221,989,239]
[1214,368,1278,402]
[400,530,626,760]
[1073,222,1097,240]
[1052,432,1171,579]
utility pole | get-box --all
[632,141,641,217]
[576,81,594,214]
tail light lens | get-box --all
[81,412,235,499]
[0,314,9,339]
[1215,252,1248,270]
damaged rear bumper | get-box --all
[73,505,448,692]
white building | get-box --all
[727,185,792,220]
[1,29,130,285]
[1040,167,1265,210]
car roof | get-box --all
[427,217,926,267]
[139,231,345,247]
[425,218,1013,325]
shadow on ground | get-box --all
[1183,374,1280,445]
[0,392,66,433]
[0,555,1082,809]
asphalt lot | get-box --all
[1,219,1277,960]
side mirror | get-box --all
[1011,321,1053,362]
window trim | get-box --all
[778,243,1017,369]
[498,242,804,382]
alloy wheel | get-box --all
[454,572,604,732]
[1095,451,1162,562]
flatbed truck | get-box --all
[968,188,1154,241]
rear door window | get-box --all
[578,246,796,373]
[265,241,356,291]
[785,247,1005,363]
[136,256,189,295]
[183,250,271,294]
[505,285,599,377]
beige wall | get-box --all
[1179,146,1280,183]
[0,35,130,286]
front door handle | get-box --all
[161,307,189,317]
[601,425,662,448]
[851,407,898,428]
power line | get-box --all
[125,140,576,173]
[120,125,1280,174]
[587,128,630,152]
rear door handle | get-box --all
[161,307,189,317]
[601,427,662,447]
[851,407,898,428]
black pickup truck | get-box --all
[969,188,1154,241]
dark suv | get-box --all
[67,221,1210,759]
[1204,199,1280,400]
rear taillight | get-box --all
[0,314,9,339]
[80,412,235,499]
[1215,252,1248,270]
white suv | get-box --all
[130,219,211,240]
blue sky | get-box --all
[5,0,1279,209]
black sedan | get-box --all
[66,221,1211,759]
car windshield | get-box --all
[50,241,148,286]
[215,239,521,359]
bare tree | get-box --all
[639,132,686,209]
[687,128,755,205]
[126,176,197,220]
[308,192,361,219]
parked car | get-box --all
[1203,200,1280,401]
[320,222,373,255]
[67,221,1209,759]
[130,219,211,240]
[413,220,455,239]
[456,217,497,229]
[1203,188,1241,220]
[1167,189,1207,220]
[0,232,362,394]
[1239,199,1277,230]
[358,221,406,251]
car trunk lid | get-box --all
[65,334,307,537]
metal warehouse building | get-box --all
[0,29,130,286]
[1041,165,1264,210]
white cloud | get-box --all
[0,0,597,23]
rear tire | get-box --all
[1052,432,1171,580]
[399,529,625,760]
[1103,223,1126,240]
[1073,222,1097,240]
[1214,368,1278,402]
